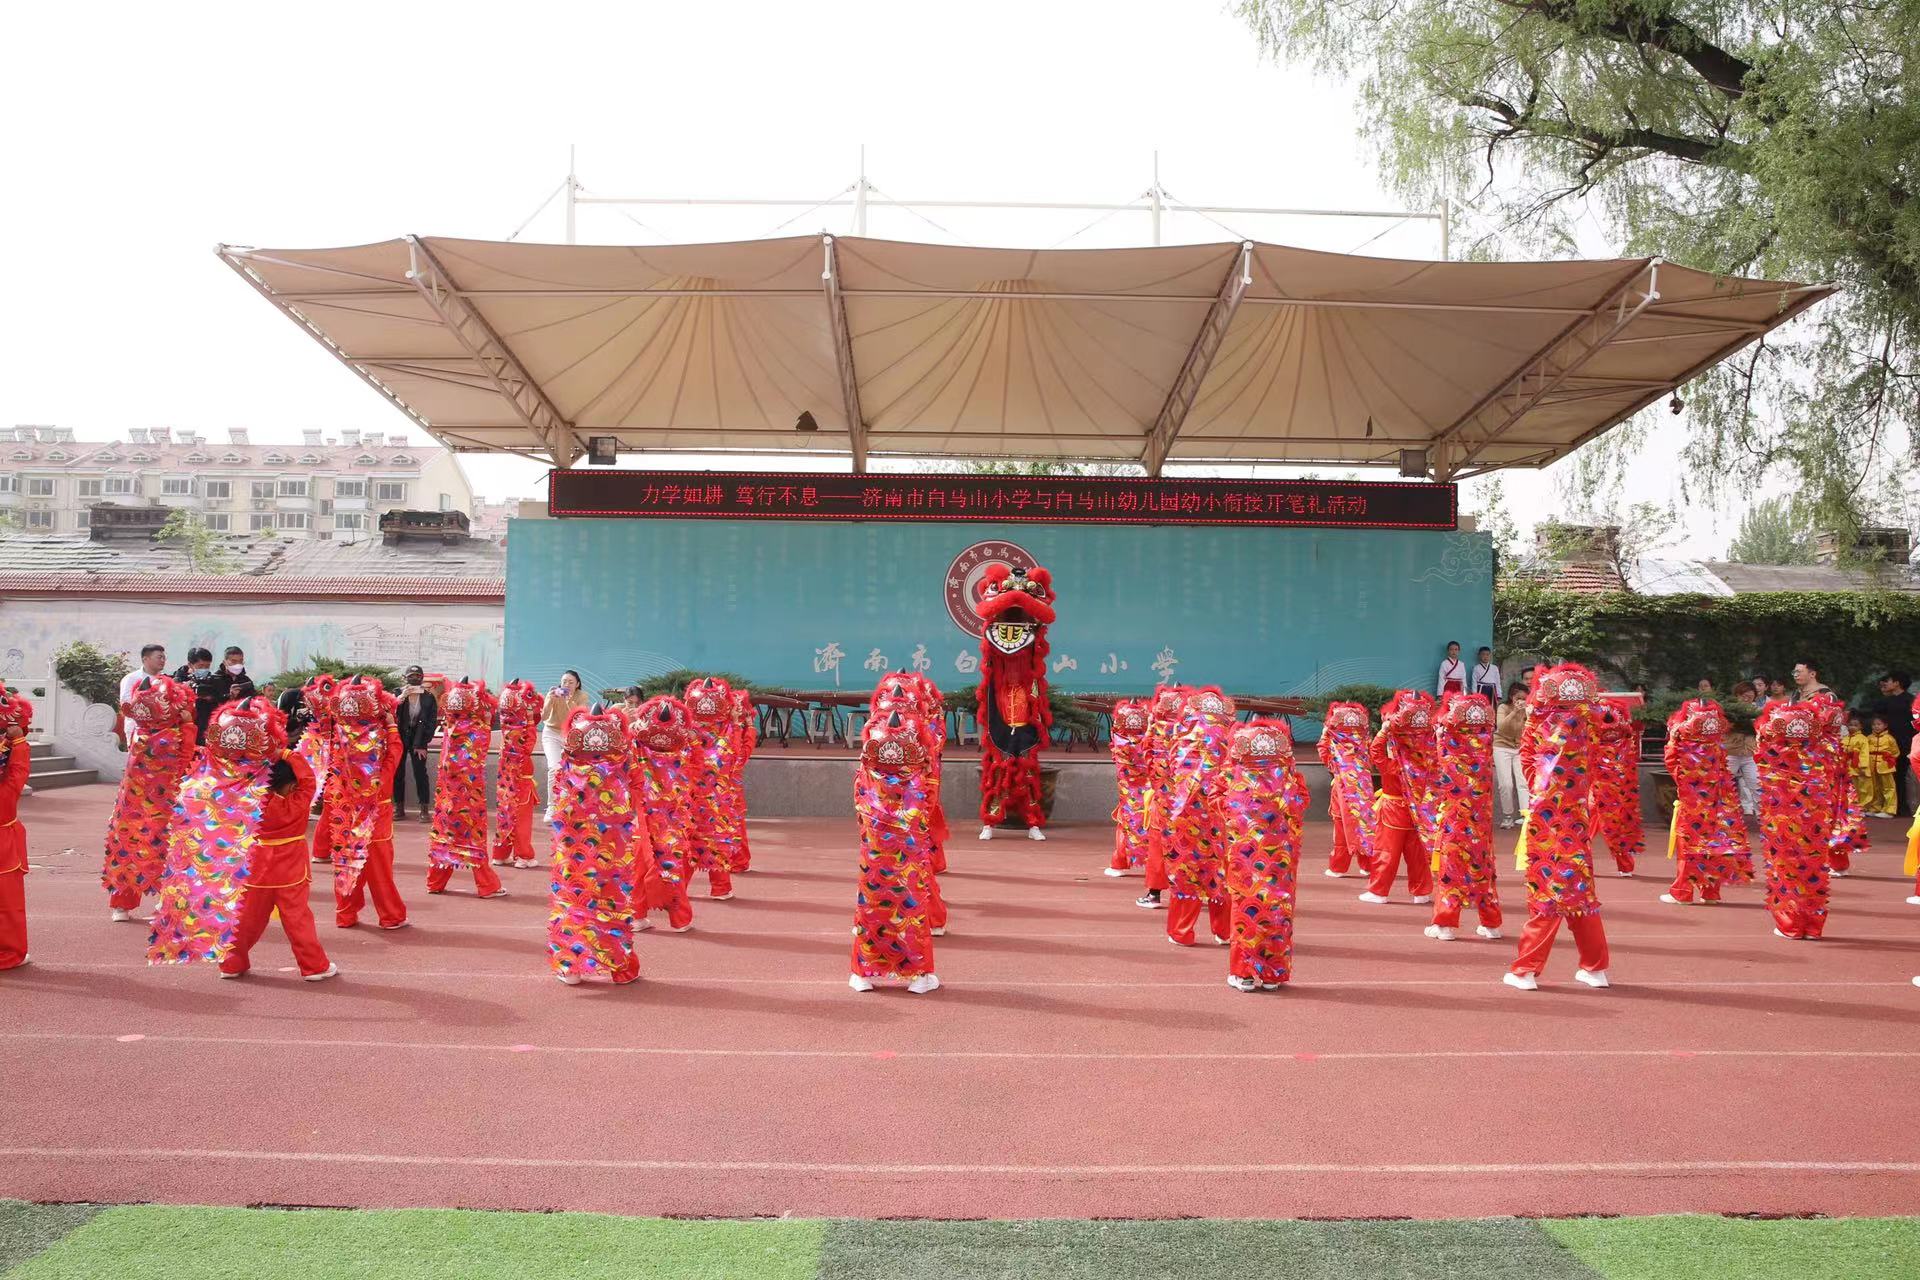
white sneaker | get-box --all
[1659,893,1689,905]
[480,888,509,899]
[907,973,941,994]
[1832,869,1851,878]
[1260,981,1283,990]
[1357,892,1390,904]
[1135,893,1163,910]
[110,908,133,923]
[1410,894,1432,904]
[1227,975,1258,992]
[380,920,411,930]
[556,972,583,986]
[1027,826,1046,842]
[931,926,946,937]
[513,859,537,869]
[978,825,996,841]
[848,973,875,992]
[671,923,695,933]
[1103,867,1127,878]
[1574,968,1611,988]
[1503,971,1538,991]
[1323,869,1345,878]
[1211,933,1230,946]
[1906,896,1920,906]
[218,968,245,980]
[634,917,654,932]
[1617,870,1635,877]
[1912,976,1920,988]
[711,892,735,901]
[304,963,340,983]
[1772,927,1796,940]
[1424,925,1457,941]
[1475,925,1503,940]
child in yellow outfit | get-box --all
[1869,715,1900,816]
[1844,715,1873,810]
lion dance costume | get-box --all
[1428,692,1502,940]
[548,705,642,986]
[328,675,408,930]
[0,689,35,971]
[684,678,744,896]
[849,708,941,993]
[1589,696,1645,876]
[1107,699,1152,875]
[300,675,338,865]
[974,562,1056,840]
[1755,701,1833,941]
[1506,664,1611,989]
[1662,698,1752,904]
[493,679,543,868]
[725,685,757,872]
[103,674,196,918]
[870,675,948,934]
[629,696,697,931]
[1219,718,1309,991]
[1135,686,1192,909]
[1317,700,1379,878]
[147,697,287,968]
[1164,687,1237,947]
[427,677,505,898]
[1806,692,1866,876]
[1362,692,1437,903]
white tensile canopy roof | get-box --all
[218,234,1831,479]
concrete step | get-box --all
[24,767,98,790]
[29,740,53,759]
[29,754,79,775]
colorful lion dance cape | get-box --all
[684,678,745,890]
[725,685,757,872]
[493,679,543,867]
[973,562,1056,839]
[850,708,940,991]
[1108,699,1152,874]
[103,674,197,910]
[147,696,287,966]
[1755,701,1832,940]
[548,705,642,985]
[1380,691,1440,852]
[1589,696,1645,876]
[428,677,499,875]
[1663,697,1753,902]
[328,675,398,897]
[1804,691,1867,874]
[1218,718,1308,990]
[294,674,336,787]
[1316,700,1379,877]
[1164,687,1238,946]
[1517,665,1602,920]
[629,696,697,928]
[1140,685,1192,899]
[1429,692,1501,937]
[869,675,948,932]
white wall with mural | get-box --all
[2,596,503,779]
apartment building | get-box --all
[0,425,475,541]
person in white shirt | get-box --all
[114,644,169,751]
[1436,641,1466,698]
[1470,647,1501,702]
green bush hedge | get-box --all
[263,655,400,695]
[53,641,131,707]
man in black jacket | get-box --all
[171,647,217,740]
[203,647,256,719]
[1874,672,1915,818]
[393,665,438,820]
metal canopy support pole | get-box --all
[853,146,869,237]
[1140,241,1252,476]
[1150,151,1162,246]
[565,146,577,244]
[402,236,585,467]
[821,235,868,472]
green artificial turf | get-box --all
[1545,1214,1920,1280]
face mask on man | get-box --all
[226,662,245,675]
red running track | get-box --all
[2,785,1918,1220]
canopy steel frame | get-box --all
[821,236,868,472]
[1141,242,1252,476]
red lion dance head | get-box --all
[972,561,1057,833]
[206,696,287,762]
[0,687,33,735]
[125,674,192,731]
[498,679,543,728]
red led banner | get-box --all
[548,470,1456,531]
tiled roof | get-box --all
[1547,562,1626,595]
[2,435,432,471]
[0,532,504,600]
[1507,556,1920,596]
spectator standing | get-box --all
[1725,682,1760,818]
[1470,647,1501,702]
[393,665,439,821]
[541,670,590,821]
[1766,677,1791,704]
[1790,661,1831,703]
[203,647,256,717]
[171,647,217,740]
[1868,715,1901,816]
[1492,682,1530,829]
[277,681,311,744]
[114,644,168,750]
[1872,673,1915,817]
[1436,641,1466,698]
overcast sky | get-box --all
[5,0,1736,553]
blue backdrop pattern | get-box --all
[504,518,1493,697]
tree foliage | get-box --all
[1725,494,1816,563]
[157,509,239,575]
[1238,0,1920,535]
[53,640,131,707]
[262,654,400,695]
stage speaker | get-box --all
[587,436,618,466]
[1397,448,1429,478]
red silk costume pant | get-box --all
[1666,863,1728,902]
[108,885,143,911]
[1328,805,1371,874]
[335,835,408,928]
[1366,813,1433,899]
[493,806,533,863]
[311,803,334,863]
[1431,893,1502,930]
[0,868,24,970]
[425,861,503,896]
[221,883,332,977]
[1509,913,1610,976]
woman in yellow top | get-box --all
[1868,715,1901,816]
[541,671,591,822]
[1842,715,1874,810]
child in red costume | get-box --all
[1661,698,1753,905]
[684,678,744,896]
[0,691,34,971]
[1505,664,1612,990]
[1219,718,1309,990]
[629,696,696,931]
[725,686,757,872]
[849,709,941,994]
[329,676,409,930]
[870,677,949,935]
[426,677,507,899]
[1806,692,1867,876]
[1426,692,1502,942]
[1134,685,1190,910]
[219,752,337,981]
[1107,699,1152,876]
[1359,692,1437,905]
[1163,687,1237,947]
[1317,701,1379,879]
[1589,696,1645,876]
[549,705,642,986]
[1755,702,1833,940]
[896,672,951,876]
[103,674,197,921]
[300,675,339,865]
[973,563,1056,841]
[492,679,543,869]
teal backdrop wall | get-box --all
[504,518,1493,697]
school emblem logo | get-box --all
[944,539,1038,638]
